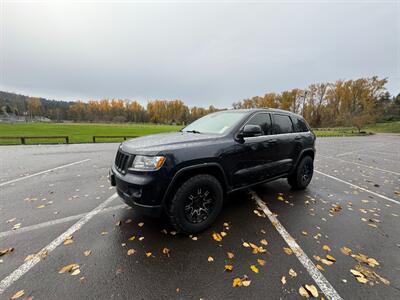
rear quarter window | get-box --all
[273,114,294,134]
[292,117,310,132]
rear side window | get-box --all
[292,117,309,132]
[246,113,272,135]
[273,114,293,134]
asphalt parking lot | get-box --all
[0,134,399,299]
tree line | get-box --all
[1,76,399,129]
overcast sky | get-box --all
[0,0,399,108]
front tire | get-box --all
[167,174,223,234]
[288,156,314,190]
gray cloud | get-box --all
[1,1,398,107]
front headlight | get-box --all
[130,155,166,171]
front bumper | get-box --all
[109,166,167,217]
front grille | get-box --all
[114,150,131,174]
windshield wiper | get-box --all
[183,130,202,134]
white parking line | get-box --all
[0,159,91,187]
[0,193,118,295]
[251,191,343,300]
[315,170,399,205]
[318,154,400,176]
[0,204,126,238]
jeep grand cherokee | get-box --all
[110,109,316,233]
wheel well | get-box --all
[299,150,315,162]
[163,165,228,205]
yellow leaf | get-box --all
[11,290,25,299]
[340,246,352,256]
[260,239,268,246]
[84,250,91,256]
[283,247,293,255]
[37,204,46,209]
[101,231,108,235]
[227,252,234,259]
[224,264,233,272]
[71,269,81,276]
[367,257,379,267]
[281,276,286,285]
[356,276,368,284]
[302,231,308,236]
[299,286,310,298]
[250,265,259,273]
[138,222,144,227]
[257,259,266,266]
[212,232,222,242]
[322,245,331,252]
[242,242,250,248]
[289,268,297,277]
[207,256,214,262]
[128,236,136,241]
[232,277,242,287]
[321,259,333,266]
[326,255,336,262]
[350,269,363,277]
[316,264,324,271]
[145,252,152,257]
[59,263,79,274]
[127,249,136,256]
[220,231,227,237]
[277,196,284,201]
[139,237,144,241]
[305,284,319,297]
[63,236,74,245]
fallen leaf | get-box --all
[71,269,81,276]
[340,246,352,256]
[11,290,24,299]
[224,264,233,272]
[316,264,324,271]
[326,255,336,262]
[125,219,132,224]
[207,256,214,262]
[250,265,259,273]
[127,249,136,256]
[289,268,297,277]
[283,247,293,255]
[367,257,379,267]
[242,279,251,286]
[145,252,152,257]
[84,250,91,256]
[305,284,319,297]
[128,236,136,241]
[115,221,122,226]
[12,223,21,230]
[59,263,79,274]
[0,247,14,257]
[162,247,170,257]
[302,231,308,236]
[242,242,250,248]
[227,252,234,259]
[299,286,309,298]
[37,204,46,209]
[232,277,242,287]
[322,245,331,252]
[321,259,334,266]
[356,276,368,284]
[220,231,227,237]
[260,239,268,246]
[63,236,74,245]
[101,231,108,235]
[277,196,284,201]
[212,232,222,242]
[138,222,144,227]
[139,237,144,241]
[257,259,266,266]
[281,276,286,285]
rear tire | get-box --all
[167,174,223,234]
[287,156,314,190]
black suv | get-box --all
[110,109,315,233]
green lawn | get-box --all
[0,123,182,144]
[0,121,399,145]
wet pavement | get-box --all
[0,134,399,299]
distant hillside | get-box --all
[0,91,74,121]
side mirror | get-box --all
[241,125,262,138]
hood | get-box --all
[121,131,220,154]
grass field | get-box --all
[0,123,182,144]
[0,121,399,144]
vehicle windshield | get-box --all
[181,111,247,134]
